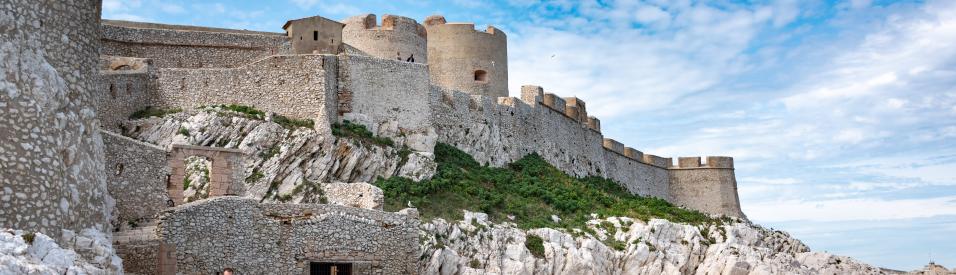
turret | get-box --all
[424,15,508,97]
[342,14,427,63]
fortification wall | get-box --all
[342,14,427,63]
[101,130,170,227]
[284,16,343,55]
[157,197,419,274]
[603,149,671,200]
[425,16,509,97]
[101,20,289,68]
[95,61,152,131]
[148,54,339,133]
[338,54,435,151]
[669,157,745,218]
[1,0,114,242]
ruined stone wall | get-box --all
[101,130,170,227]
[342,14,427,63]
[669,157,746,218]
[1,0,114,241]
[149,54,339,133]
[101,20,289,68]
[95,60,152,131]
[425,16,509,97]
[338,54,435,150]
[158,197,419,274]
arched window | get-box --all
[474,70,488,82]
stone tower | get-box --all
[283,15,344,54]
[342,14,427,63]
[1,0,113,238]
[424,15,509,97]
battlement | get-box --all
[423,15,506,37]
[343,14,426,38]
[425,15,509,97]
[672,156,735,169]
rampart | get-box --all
[101,19,289,68]
[343,14,428,63]
[102,130,170,227]
[1,0,114,243]
[153,197,420,274]
[96,56,152,131]
[148,54,339,133]
[669,157,745,218]
[425,15,509,97]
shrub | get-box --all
[272,114,314,129]
[21,232,35,244]
[217,104,265,119]
[525,235,545,258]
[245,170,264,183]
[129,106,182,120]
[469,259,481,269]
[331,120,394,147]
[177,126,190,136]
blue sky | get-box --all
[103,0,956,270]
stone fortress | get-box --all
[0,1,745,273]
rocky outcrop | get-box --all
[0,229,122,274]
[419,211,886,275]
[120,108,435,202]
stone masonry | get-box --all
[166,144,245,206]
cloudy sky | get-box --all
[103,0,956,270]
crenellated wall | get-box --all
[669,157,745,218]
[425,15,509,97]
[342,14,427,63]
[101,20,289,68]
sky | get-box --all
[103,0,956,271]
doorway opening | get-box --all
[310,262,352,275]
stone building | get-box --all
[284,15,345,54]
[424,15,510,97]
[343,14,428,63]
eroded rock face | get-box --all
[419,212,886,275]
[0,229,121,274]
[121,109,436,202]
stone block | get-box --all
[678,157,701,168]
[706,156,734,168]
[623,147,643,160]
[602,138,624,153]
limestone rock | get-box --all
[322,182,384,210]
[0,229,122,274]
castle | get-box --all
[1,2,745,273]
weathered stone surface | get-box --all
[419,213,886,275]
[0,228,121,274]
[323,182,384,210]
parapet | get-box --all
[564,97,588,123]
[603,138,625,154]
[520,85,543,104]
[342,14,427,63]
[673,156,734,169]
[624,147,643,160]
[642,154,673,168]
[542,93,567,114]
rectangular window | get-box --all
[313,31,318,41]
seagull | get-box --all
[407,200,414,208]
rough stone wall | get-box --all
[342,14,427,63]
[425,16,509,97]
[339,54,434,145]
[101,20,289,68]
[603,149,671,200]
[95,59,152,131]
[101,130,170,227]
[158,197,420,274]
[669,157,746,218]
[167,144,245,206]
[1,0,114,241]
[284,16,344,55]
[149,54,339,133]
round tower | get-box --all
[424,15,509,97]
[342,14,427,63]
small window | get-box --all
[474,70,488,82]
[313,31,318,41]
[109,83,116,98]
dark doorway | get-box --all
[310,262,352,275]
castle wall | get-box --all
[1,0,114,242]
[603,149,671,200]
[157,197,419,274]
[149,54,339,133]
[95,63,152,131]
[101,130,170,227]
[342,14,427,63]
[425,17,509,97]
[669,157,746,218]
[101,20,289,68]
[338,54,434,148]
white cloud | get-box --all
[746,196,956,222]
[741,177,801,185]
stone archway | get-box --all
[167,144,245,206]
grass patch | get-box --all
[332,120,394,147]
[375,143,718,230]
[245,169,264,183]
[525,235,545,258]
[217,104,265,119]
[21,232,35,245]
[177,126,190,136]
[273,114,314,129]
[129,106,182,120]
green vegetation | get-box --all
[259,144,281,159]
[177,126,190,136]
[525,235,545,258]
[129,106,182,119]
[245,169,264,183]
[375,143,717,231]
[469,259,481,269]
[216,104,265,119]
[21,232,35,244]
[331,120,394,147]
[272,114,314,129]
[183,177,192,190]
